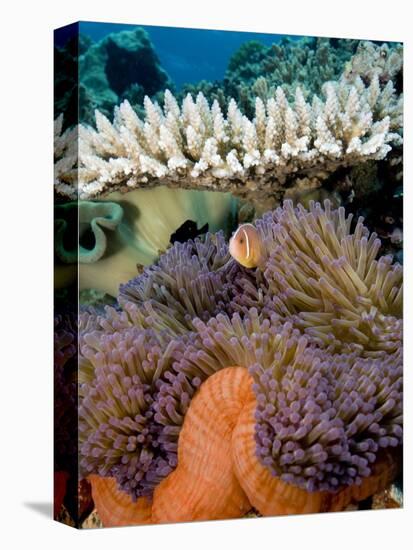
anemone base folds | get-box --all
[89,476,152,527]
[232,398,401,516]
[151,367,252,523]
[88,368,401,526]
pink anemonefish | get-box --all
[229,223,265,268]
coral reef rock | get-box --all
[224,37,358,117]
[78,27,172,124]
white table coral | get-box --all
[55,75,402,201]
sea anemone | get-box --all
[88,475,152,527]
[79,326,184,499]
[152,360,401,522]
[156,314,402,496]
[152,310,287,473]
[86,364,400,524]
[152,367,253,523]
[55,200,124,265]
[250,341,402,493]
[78,200,402,525]
[118,231,241,331]
[233,392,400,516]
[236,199,403,355]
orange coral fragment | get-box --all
[152,367,252,523]
[88,475,152,527]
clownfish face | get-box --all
[229,223,264,268]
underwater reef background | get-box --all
[55,25,403,265]
[53,23,403,527]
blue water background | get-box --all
[77,22,303,89]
